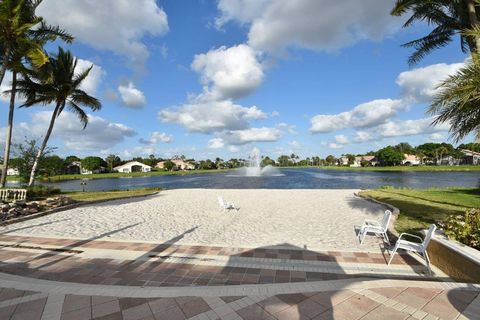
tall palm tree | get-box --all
[391,0,479,65]
[0,0,73,187]
[429,52,480,142]
[14,47,101,186]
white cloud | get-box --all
[310,99,404,133]
[118,82,146,108]
[428,133,445,142]
[20,111,136,151]
[228,145,240,153]
[377,118,450,138]
[217,0,400,53]
[208,127,281,148]
[223,127,281,145]
[38,0,168,70]
[397,62,464,103]
[139,131,173,144]
[327,142,343,149]
[76,59,105,95]
[192,44,264,101]
[335,134,349,144]
[159,100,267,133]
[288,140,302,149]
[208,138,225,149]
[276,122,297,134]
[353,131,373,143]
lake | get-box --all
[24,168,480,191]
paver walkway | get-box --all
[0,234,477,319]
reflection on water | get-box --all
[8,168,480,191]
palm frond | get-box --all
[67,101,89,128]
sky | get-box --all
[0,0,473,161]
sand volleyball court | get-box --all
[0,189,389,251]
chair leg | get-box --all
[360,230,367,244]
[424,250,432,276]
[383,232,389,245]
[388,245,398,266]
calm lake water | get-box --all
[23,168,480,191]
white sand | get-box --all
[0,189,389,251]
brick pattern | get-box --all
[0,234,420,265]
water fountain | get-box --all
[235,147,283,177]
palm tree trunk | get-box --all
[466,0,480,53]
[0,71,17,188]
[28,104,61,187]
[0,45,11,87]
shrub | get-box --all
[26,185,61,200]
[441,208,480,250]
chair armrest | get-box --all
[362,219,380,226]
[398,233,423,243]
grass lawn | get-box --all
[62,188,161,202]
[359,187,480,235]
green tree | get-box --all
[261,156,275,167]
[0,0,73,187]
[345,154,355,165]
[325,155,336,166]
[391,0,480,65]
[277,155,290,167]
[15,47,101,186]
[81,156,106,172]
[10,138,53,182]
[376,146,405,166]
[429,52,480,142]
[163,160,175,171]
[40,155,65,176]
[105,154,121,172]
[65,155,80,163]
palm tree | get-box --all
[429,52,480,142]
[14,47,101,186]
[0,0,72,187]
[391,0,479,65]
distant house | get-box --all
[156,159,195,170]
[0,165,20,176]
[439,155,460,166]
[337,157,349,166]
[350,155,377,167]
[65,161,81,174]
[402,154,421,166]
[460,149,480,165]
[114,161,152,173]
[6,167,19,176]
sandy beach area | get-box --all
[0,189,389,251]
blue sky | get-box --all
[0,0,471,161]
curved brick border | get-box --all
[0,271,477,298]
[0,192,160,227]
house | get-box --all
[439,155,460,166]
[337,157,349,166]
[0,165,20,176]
[350,155,377,167]
[460,149,480,165]
[6,167,19,176]
[65,161,81,174]
[402,154,421,166]
[114,161,152,173]
[156,159,195,170]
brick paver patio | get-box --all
[0,234,478,319]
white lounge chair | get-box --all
[218,196,237,211]
[388,224,436,275]
[358,210,392,244]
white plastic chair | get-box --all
[388,224,436,275]
[358,210,392,244]
[218,196,237,211]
